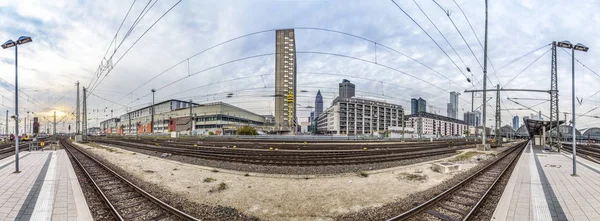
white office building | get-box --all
[317,97,404,135]
[407,112,468,137]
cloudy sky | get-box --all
[0,0,599,132]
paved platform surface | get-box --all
[493,141,600,221]
[0,149,92,221]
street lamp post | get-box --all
[557,40,589,176]
[2,36,32,173]
[151,89,156,134]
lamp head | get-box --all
[1,40,16,49]
[574,43,589,52]
[557,40,573,49]
[16,36,32,45]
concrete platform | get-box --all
[0,150,92,221]
[493,141,600,221]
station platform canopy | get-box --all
[524,119,565,137]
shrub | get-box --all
[203,177,216,183]
[236,126,258,135]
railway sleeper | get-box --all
[123,208,152,220]
[438,203,468,216]
[452,192,479,202]
[427,209,459,221]
[461,188,485,197]
[116,197,148,208]
[147,212,169,221]
[109,191,138,201]
[102,184,127,191]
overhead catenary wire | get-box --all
[89,0,160,90]
[447,0,500,81]
[88,0,183,94]
[502,48,551,88]
[111,26,471,109]
[430,0,498,87]
[87,0,140,90]
[412,1,472,80]
[390,0,478,88]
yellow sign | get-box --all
[40,141,45,147]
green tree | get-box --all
[237,126,258,135]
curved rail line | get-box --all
[387,140,527,221]
[91,139,476,166]
[62,139,199,221]
[561,143,600,164]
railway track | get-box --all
[561,143,600,163]
[0,143,33,159]
[387,140,527,221]
[111,137,479,150]
[61,139,199,221]
[91,139,475,166]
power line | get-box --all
[448,0,500,83]
[412,0,474,86]
[390,0,473,87]
[111,27,470,109]
[503,48,551,88]
[431,0,496,86]
[88,0,140,89]
[490,44,551,76]
[88,0,182,94]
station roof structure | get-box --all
[524,118,565,137]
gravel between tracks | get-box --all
[66,149,117,221]
[469,148,521,221]
[72,142,259,221]
[95,141,465,175]
[335,146,515,221]
[73,141,492,221]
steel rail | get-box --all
[92,139,475,166]
[62,139,200,221]
[387,140,527,221]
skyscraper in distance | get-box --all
[448,91,460,119]
[411,97,426,114]
[339,79,355,98]
[315,90,323,119]
[274,29,297,130]
[512,115,519,130]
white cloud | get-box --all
[0,0,599,131]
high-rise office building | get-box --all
[275,29,297,130]
[315,90,323,119]
[463,111,481,127]
[512,115,519,130]
[411,97,426,114]
[339,79,355,98]
[447,91,460,119]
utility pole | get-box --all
[151,89,156,134]
[417,111,423,139]
[76,81,80,135]
[128,112,132,135]
[83,87,87,141]
[189,100,194,132]
[495,84,502,147]
[550,42,559,152]
[53,111,56,140]
[401,110,405,139]
[5,110,7,136]
[25,111,29,134]
[482,0,489,150]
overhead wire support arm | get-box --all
[465,89,551,93]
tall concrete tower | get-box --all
[448,91,460,118]
[339,79,355,98]
[275,29,297,130]
[315,90,323,119]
